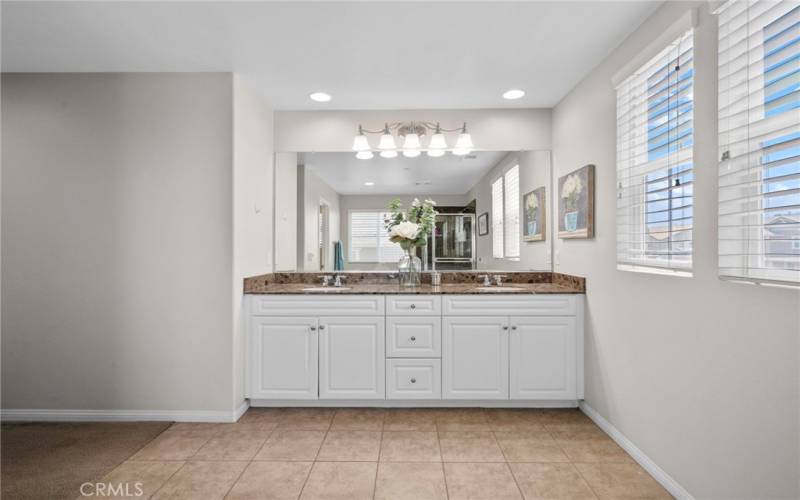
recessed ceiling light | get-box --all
[503,89,525,100]
[309,92,332,102]
[364,181,375,186]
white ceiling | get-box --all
[302,151,507,195]
[1,1,660,110]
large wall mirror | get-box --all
[274,150,553,273]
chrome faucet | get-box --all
[477,274,492,287]
[333,275,347,287]
[493,274,508,286]
[319,275,333,287]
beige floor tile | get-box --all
[574,463,672,499]
[299,461,377,500]
[130,434,211,461]
[274,408,334,431]
[539,410,594,426]
[485,409,547,432]
[444,462,523,500]
[547,425,607,440]
[215,422,277,439]
[226,461,312,500]
[192,437,266,461]
[239,408,285,425]
[163,423,222,438]
[254,430,326,461]
[383,409,438,431]
[375,462,448,500]
[495,431,571,462]
[559,440,634,464]
[330,408,385,431]
[151,461,247,500]
[510,463,598,499]
[380,431,441,462]
[435,408,491,431]
[95,460,184,499]
[316,431,382,461]
[439,431,506,462]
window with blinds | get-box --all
[717,0,800,285]
[616,29,694,275]
[492,178,505,258]
[491,165,520,259]
[348,211,404,263]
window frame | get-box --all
[346,209,403,264]
[491,161,521,261]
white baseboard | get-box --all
[1,406,247,423]
[579,401,694,500]
[233,400,250,421]
[249,399,579,408]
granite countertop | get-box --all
[245,282,584,295]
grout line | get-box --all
[372,430,384,500]
[435,429,451,499]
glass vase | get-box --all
[398,247,422,287]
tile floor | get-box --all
[96,407,672,499]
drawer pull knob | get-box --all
[410,336,416,341]
[502,325,509,330]
[319,325,326,330]
[310,326,316,331]
[410,304,416,309]
[410,378,417,383]
[511,325,517,330]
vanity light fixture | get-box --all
[502,89,525,100]
[309,91,332,102]
[350,121,475,159]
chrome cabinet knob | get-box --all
[410,304,416,309]
[410,378,417,384]
[511,326,517,330]
[502,325,509,330]
[410,336,416,341]
[319,325,326,330]
[310,326,317,331]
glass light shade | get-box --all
[428,132,447,150]
[403,149,422,158]
[352,134,370,151]
[356,150,374,160]
[403,133,422,150]
[454,132,474,150]
[378,133,397,150]
[426,149,446,157]
[380,150,398,159]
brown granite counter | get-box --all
[244,272,585,295]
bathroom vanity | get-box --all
[244,273,585,408]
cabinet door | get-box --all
[509,316,577,400]
[442,316,509,399]
[249,316,318,399]
[319,316,385,399]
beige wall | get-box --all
[232,74,274,409]
[552,3,800,497]
[1,73,274,415]
[468,150,551,271]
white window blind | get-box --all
[492,177,505,258]
[717,0,800,285]
[348,211,404,263]
[616,29,695,275]
[504,165,521,258]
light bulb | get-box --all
[356,151,374,160]
[426,149,446,157]
[403,149,422,158]
[380,150,398,159]
[352,134,370,151]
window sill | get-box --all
[617,263,693,278]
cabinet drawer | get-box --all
[250,295,384,316]
[443,295,577,316]
[386,359,441,399]
[386,295,441,316]
[386,317,441,358]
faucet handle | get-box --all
[493,274,508,286]
[334,274,347,287]
[477,274,492,286]
[320,275,333,286]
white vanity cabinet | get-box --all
[247,293,583,406]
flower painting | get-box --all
[558,164,595,238]
[523,187,546,241]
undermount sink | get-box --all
[302,287,352,292]
[475,286,525,292]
